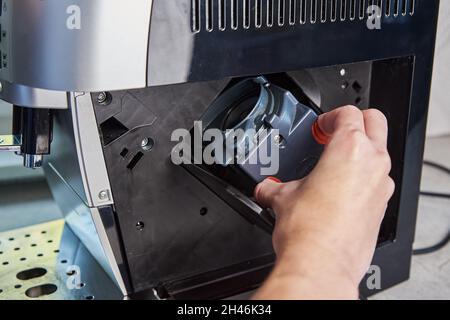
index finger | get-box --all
[363,109,389,151]
[316,105,366,141]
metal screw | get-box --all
[97,92,108,104]
[98,190,110,201]
[0,138,4,144]
[136,221,145,231]
[0,82,3,93]
[141,137,154,151]
[274,135,283,145]
[340,68,346,77]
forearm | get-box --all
[252,240,359,300]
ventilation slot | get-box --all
[299,0,306,24]
[308,0,315,23]
[385,0,391,16]
[278,0,286,26]
[289,0,297,25]
[192,0,201,32]
[206,0,213,31]
[330,0,337,21]
[267,0,274,26]
[189,0,415,33]
[340,0,347,21]
[255,0,263,27]
[244,0,251,28]
[409,0,415,15]
[359,0,365,19]
[320,0,327,22]
[401,0,407,16]
[219,0,226,30]
[393,0,399,16]
[349,0,356,20]
[231,0,238,29]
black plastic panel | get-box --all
[92,0,439,298]
[93,81,275,293]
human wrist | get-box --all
[273,238,360,299]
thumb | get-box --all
[254,177,283,209]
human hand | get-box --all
[253,106,394,299]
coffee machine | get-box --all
[0,0,440,299]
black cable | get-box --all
[420,191,450,199]
[413,230,450,255]
[423,160,450,175]
[419,160,450,199]
[412,160,450,256]
[420,160,450,199]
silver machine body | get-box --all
[0,0,155,295]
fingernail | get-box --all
[254,177,282,202]
[267,176,282,183]
[312,120,330,145]
[254,183,263,201]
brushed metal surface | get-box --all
[0,0,153,91]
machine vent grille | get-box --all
[191,0,416,32]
